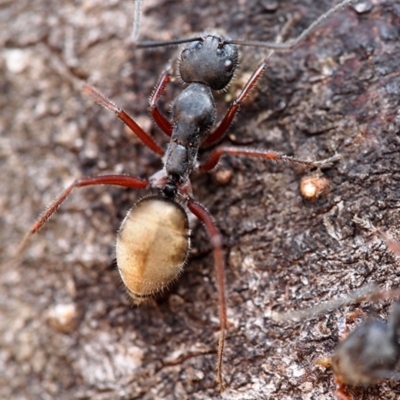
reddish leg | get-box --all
[10,175,149,266]
[203,60,269,147]
[199,145,325,173]
[149,70,173,137]
[31,175,149,233]
[187,199,226,390]
[334,379,353,400]
[83,84,164,156]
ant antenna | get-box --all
[227,0,357,50]
[132,0,358,50]
[353,216,400,257]
[131,0,143,43]
[272,285,378,322]
[272,285,400,322]
[131,0,203,47]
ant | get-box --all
[273,285,400,399]
[8,0,359,390]
[332,301,400,400]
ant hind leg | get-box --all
[4,175,149,269]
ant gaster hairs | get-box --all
[9,0,359,390]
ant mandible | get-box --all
[12,0,358,390]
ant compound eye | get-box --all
[181,48,190,60]
[216,47,224,56]
[224,59,234,72]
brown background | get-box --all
[1,0,400,399]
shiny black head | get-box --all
[179,35,238,90]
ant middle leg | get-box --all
[149,68,173,137]
[199,146,337,173]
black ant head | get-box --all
[179,35,238,90]
[332,318,400,386]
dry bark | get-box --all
[1,0,400,399]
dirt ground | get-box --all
[1,0,400,399]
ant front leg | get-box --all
[8,175,149,266]
[149,69,173,137]
[83,85,164,156]
[187,199,227,391]
[203,60,269,147]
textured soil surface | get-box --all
[1,0,400,399]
